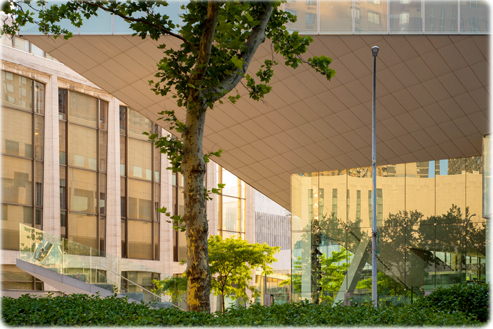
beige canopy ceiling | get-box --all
[23,34,489,210]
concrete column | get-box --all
[160,129,173,277]
[105,97,121,258]
[42,74,60,237]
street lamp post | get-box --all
[371,45,379,308]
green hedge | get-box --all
[2,283,487,326]
[415,282,489,323]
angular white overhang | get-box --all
[21,34,489,210]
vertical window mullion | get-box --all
[96,100,100,253]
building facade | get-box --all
[0,36,291,307]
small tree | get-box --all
[152,274,187,305]
[209,235,280,313]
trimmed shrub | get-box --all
[416,282,489,323]
[1,292,482,326]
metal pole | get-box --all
[371,46,379,308]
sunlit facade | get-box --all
[291,154,487,305]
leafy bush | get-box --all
[1,292,482,326]
[415,282,489,323]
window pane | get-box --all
[100,173,106,215]
[128,139,152,180]
[128,179,152,221]
[425,1,458,33]
[1,204,33,250]
[68,213,98,253]
[128,220,153,260]
[436,159,466,217]
[284,2,318,33]
[222,169,239,197]
[2,71,33,112]
[2,156,33,205]
[99,216,106,252]
[14,37,29,52]
[34,115,44,160]
[355,0,388,33]
[60,168,67,210]
[2,107,32,158]
[460,0,489,33]
[121,177,126,218]
[120,137,126,176]
[68,124,97,171]
[68,91,98,128]
[59,121,66,164]
[99,131,107,173]
[320,1,352,33]
[31,43,45,57]
[69,168,97,214]
[99,100,108,130]
[34,82,45,115]
[128,109,152,140]
[58,89,68,120]
[35,161,43,207]
[389,0,422,33]
[222,196,239,232]
[119,106,127,135]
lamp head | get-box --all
[372,46,379,57]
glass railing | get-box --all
[19,223,165,304]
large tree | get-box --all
[2,0,335,312]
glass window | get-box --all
[34,116,44,160]
[119,106,127,135]
[355,1,388,33]
[58,89,68,120]
[128,109,152,140]
[460,0,489,33]
[128,220,153,260]
[2,107,32,158]
[425,1,458,33]
[320,1,352,33]
[68,91,98,128]
[128,139,152,180]
[128,179,152,221]
[389,0,422,33]
[221,169,239,197]
[100,173,106,215]
[222,196,240,232]
[284,3,317,33]
[31,43,45,57]
[13,37,29,52]
[59,122,66,164]
[68,124,98,171]
[2,71,33,112]
[2,204,33,250]
[99,131,107,173]
[99,100,108,130]
[1,157,33,205]
[68,168,97,214]
[60,168,67,210]
[68,213,98,253]
[35,161,43,207]
[1,265,43,290]
[34,82,45,115]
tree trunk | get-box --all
[182,98,211,312]
[220,294,225,313]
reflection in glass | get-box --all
[2,157,33,205]
[128,139,152,180]
[68,91,98,128]
[68,213,98,253]
[128,179,152,221]
[128,109,152,140]
[389,0,422,33]
[68,124,98,171]
[2,107,32,158]
[68,168,97,214]
[320,1,352,33]
[128,220,153,260]
[1,204,33,250]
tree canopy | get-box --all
[2,0,335,312]
[208,235,280,313]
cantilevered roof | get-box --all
[22,34,489,210]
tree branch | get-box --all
[189,1,219,84]
[208,3,274,101]
[80,1,198,52]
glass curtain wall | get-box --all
[291,155,486,306]
[1,71,44,250]
[58,89,107,255]
[120,106,160,260]
[218,167,246,238]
